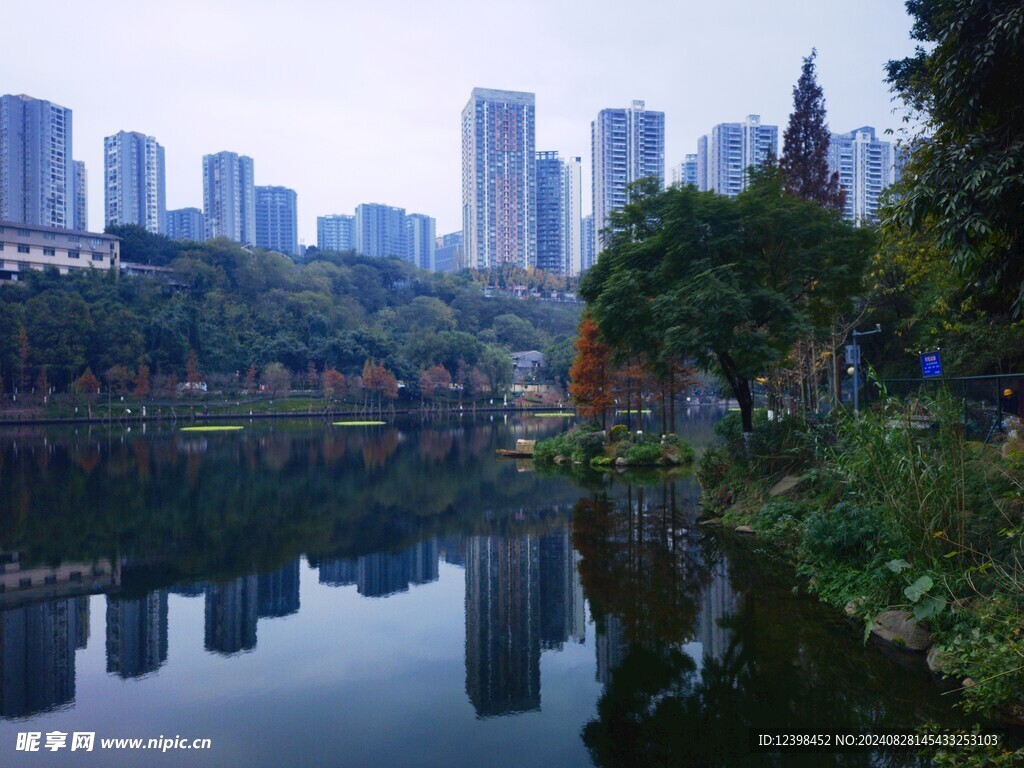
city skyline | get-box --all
[3,0,917,243]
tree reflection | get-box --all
[577,482,946,768]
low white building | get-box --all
[0,220,120,280]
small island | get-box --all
[532,423,695,468]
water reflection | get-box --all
[105,591,168,678]
[0,597,86,718]
[0,418,977,767]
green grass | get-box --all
[332,421,387,426]
[180,426,244,432]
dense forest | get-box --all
[0,227,581,396]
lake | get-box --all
[0,410,968,766]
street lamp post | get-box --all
[848,324,882,418]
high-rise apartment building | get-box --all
[316,214,355,251]
[671,154,698,188]
[104,131,166,234]
[535,152,582,276]
[355,203,405,258]
[592,100,665,248]
[827,126,894,226]
[434,231,464,273]
[166,208,205,241]
[255,185,298,256]
[0,94,75,229]
[202,151,255,244]
[461,88,536,270]
[73,160,88,231]
[404,213,435,270]
[581,214,595,272]
[696,115,778,197]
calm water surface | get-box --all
[0,409,967,766]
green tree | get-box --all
[780,49,844,210]
[885,0,1024,315]
[583,172,873,434]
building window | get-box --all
[17,245,29,254]
[17,228,30,236]
[42,231,56,240]
[43,248,55,256]
[92,253,104,262]
[69,250,80,259]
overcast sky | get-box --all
[5,0,917,243]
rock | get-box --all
[870,610,931,652]
[769,475,802,497]
[844,597,866,618]
[1001,438,1024,461]
[734,525,755,534]
[615,457,629,466]
[515,439,535,455]
[926,646,949,675]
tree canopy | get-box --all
[0,229,580,396]
[885,0,1024,315]
[580,171,874,431]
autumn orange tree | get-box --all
[321,368,346,403]
[569,313,614,427]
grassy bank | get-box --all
[696,395,1024,763]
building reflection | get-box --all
[204,576,258,655]
[257,560,300,619]
[316,559,357,587]
[0,596,88,717]
[463,522,585,718]
[315,539,441,597]
[465,533,540,717]
[105,591,169,678]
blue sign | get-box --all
[920,351,943,378]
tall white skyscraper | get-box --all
[563,156,582,277]
[255,185,298,256]
[317,214,355,251]
[581,214,595,272]
[0,94,74,228]
[73,160,88,231]
[167,208,205,242]
[202,151,255,244]
[355,203,405,258]
[591,100,665,248]
[671,154,698,188]
[404,213,436,270]
[461,88,536,270]
[104,131,166,234]
[536,152,582,277]
[697,115,778,197]
[828,126,895,226]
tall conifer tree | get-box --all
[780,50,845,211]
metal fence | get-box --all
[877,372,1024,440]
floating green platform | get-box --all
[332,421,387,426]
[180,425,244,432]
[532,412,574,418]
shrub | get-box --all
[609,424,629,443]
[661,435,695,465]
[534,427,605,464]
[621,442,663,466]
[801,501,887,566]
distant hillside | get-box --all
[0,226,580,393]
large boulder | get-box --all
[515,439,535,455]
[769,475,802,497]
[871,610,931,651]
